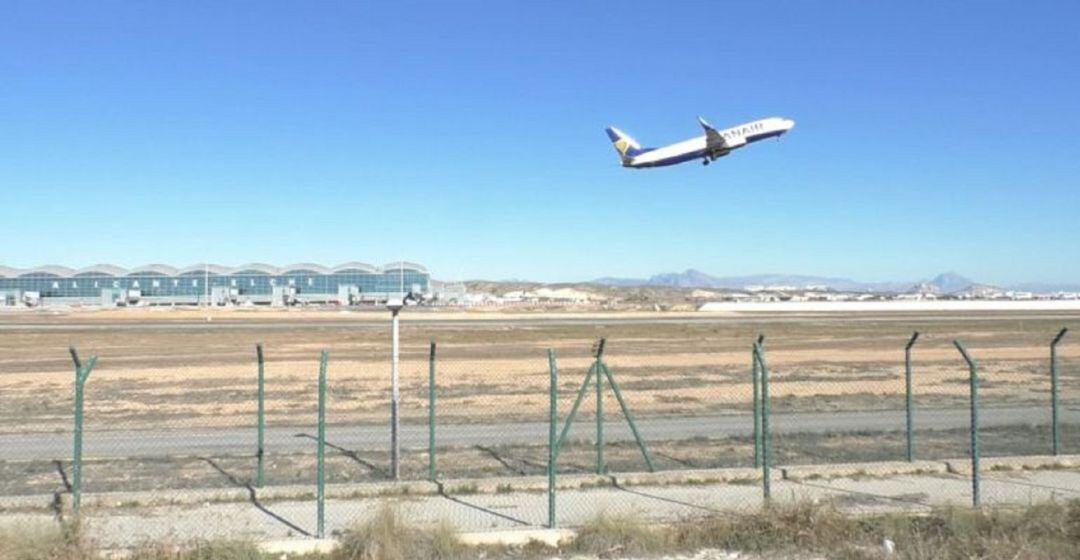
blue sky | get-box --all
[2,1,1078,284]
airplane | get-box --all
[605,116,795,168]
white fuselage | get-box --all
[627,117,795,168]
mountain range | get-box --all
[594,270,1012,293]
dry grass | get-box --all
[570,511,669,556]
[862,502,1080,560]
[0,520,268,560]
[3,501,1080,559]
[332,504,465,560]
[565,500,1080,559]
[0,520,94,560]
[125,540,266,560]
[2,310,1077,434]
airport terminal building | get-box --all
[0,262,430,307]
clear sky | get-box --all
[2,1,1078,284]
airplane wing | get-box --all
[698,117,725,147]
[698,116,745,152]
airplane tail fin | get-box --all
[605,127,646,161]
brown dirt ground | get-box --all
[0,310,1077,434]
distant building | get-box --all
[0,262,430,307]
[429,280,467,304]
[954,284,1004,300]
[499,287,597,304]
[897,292,936,301]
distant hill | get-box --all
[925,272,975,293]
[466,270,1076,296]
[596,269,863,289]
[596,269,900,292]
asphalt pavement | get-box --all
[0,405,1071,461]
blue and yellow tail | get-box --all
[605,127,646,162]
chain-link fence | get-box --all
[0,324,1077,543]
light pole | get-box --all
[387,296,404,480]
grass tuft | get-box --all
[668,501,863,553]
[334,503,465,560]
[866,500,1080,560]
[569,511,668,556]
[0,520,94,560]
[0,520,268,560]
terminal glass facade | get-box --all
[0,263,429,304]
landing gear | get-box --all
[703,150,727,166]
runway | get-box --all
[0,405,1070,462]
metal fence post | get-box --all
[69,347,97,515]
[555,363,596,453]
[752,335,764,469]
[905,331,919,462]
[1051,328,1068,456]
[954,340,979,507]
[547,349,558,529]
[316,350,329,538]
[256,343,266,488]
[754,342,771,502]
[428,340,437,481]
[600,363,656,472]
[595,340,605,475]
[390,305,401,481]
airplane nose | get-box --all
[784,118,796,130]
